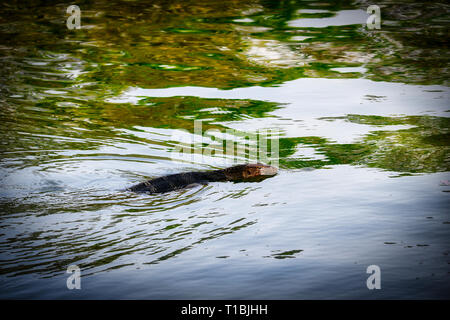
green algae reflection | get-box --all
[0,0,449,175]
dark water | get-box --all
[0,0,449,299]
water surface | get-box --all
[0,0,449,299]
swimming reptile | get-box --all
[126,163,278,194]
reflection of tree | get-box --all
[1,0,448,98]
[280,115,450,173]
[0,0,448,173]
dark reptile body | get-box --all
[127,170,227,193]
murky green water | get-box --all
[0,0,449,299]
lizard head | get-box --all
[223,163,278,182]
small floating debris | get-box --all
[266,249,303,259]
